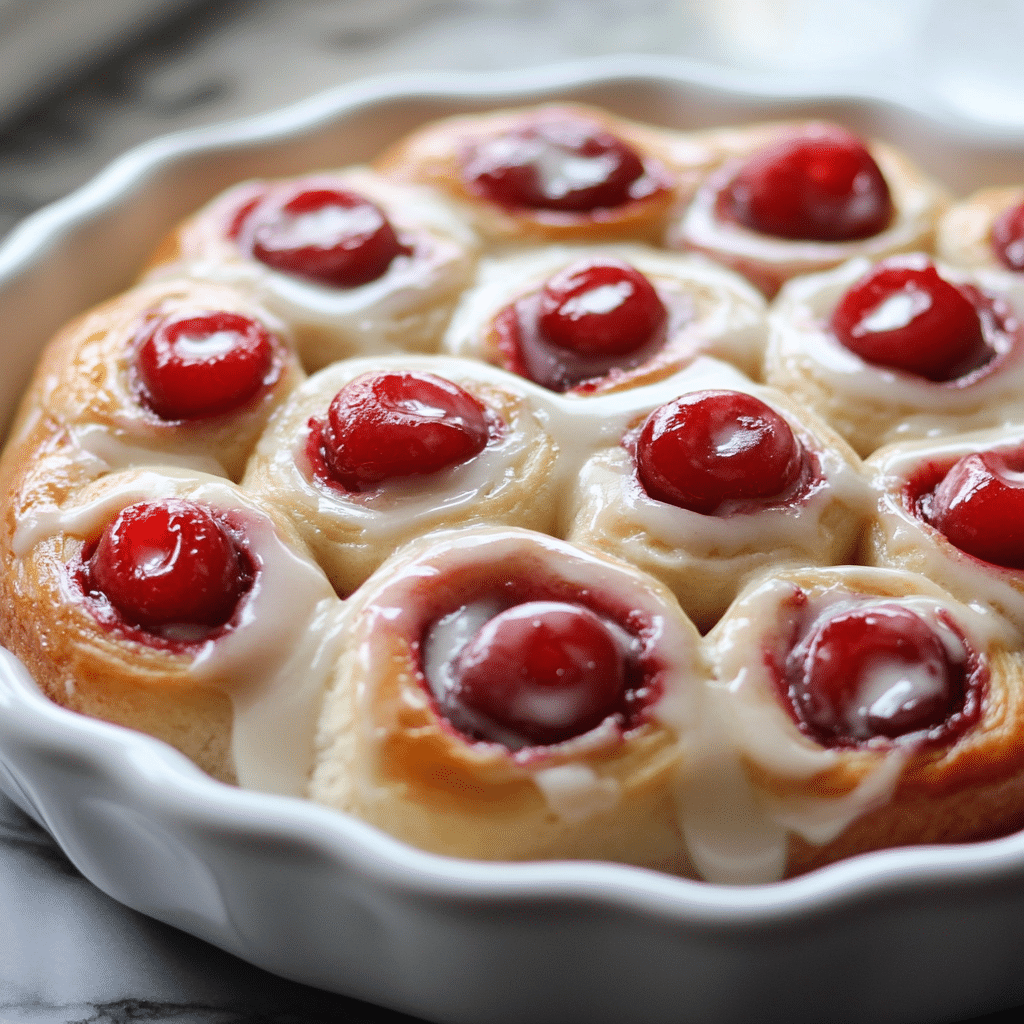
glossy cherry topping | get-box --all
[237,184,405,287]
[461,116,649,213]
[87,499,251,632]
[991,198,1024,271]
[537,258,666,356]
[925,448,1024,568]
[830,258,991,381]
[492,258,669,393]
[135,310,278,420]
[785,603,968,745]
[446,601,629,747]
[311,371,492,492]
[635,390,806,515]
[721,124,893,241]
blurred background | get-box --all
[3,0,1024,240]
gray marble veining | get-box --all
[0,793,411,1023]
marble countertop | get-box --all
[3,2,1024,1021]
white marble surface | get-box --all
[2,1,1024,1021]
[0,790,414,1023]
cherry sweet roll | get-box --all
[0,278,302,482]
[861,425,1024,634]
[308,526,706,873]
[374,102,711,245]
[143,167,480,371]
[764,253,1024,458]
[667,120,949,298]
[565,377,871,632]
[700,565,1024,882]
[0,464,344,793]
[442,243,768,393]
[936,185,1024,273]
[241,354,561,596]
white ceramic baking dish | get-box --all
[4,58,1024,1024]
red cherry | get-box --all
[722,124,893,241]
[449,601,627,746]
[927,449,1024,568]
[786,604,965,744]
[88,499,250,631]
[135,311,277,420]
[991,199,1024,271]
[831,258,990,381]
[314,371,491,491]
[461,117,647,212]
[537,258,666,356]
[635,390,805,515]
[243,185,403,287]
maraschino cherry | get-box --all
[537,258,666,356]
[494,258,666,392]
[312,371,491,492]
[830,257,990,381]
[461,116,648,212]
[722,124,893,241]
[926,448,1024,568]
[635,390,806,515]
[991,198,1024,271]
[87,499,250,632]
[786,603,966,745]
[237,184,404,287]
[445,601,628,746]
[135,311,277,420]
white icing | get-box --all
[867,426,1024,637]
[668,142,945,272]
[769,256,1024,414]
[18,467,344,797]
[350,528,703,824]
[421,596,641,750]
[254,352,756,545]
[532,764,621,823]
[570,388,872,559]
[442,242,767,376]
[72,422,227,477]
[146,168,479,359]
[535,148,616,199]
[422,598,505,706]
[684,568,1008,881]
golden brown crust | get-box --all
[936,185,1024,271]
[441,242,769,388]
[309,527,706,873]
[0,420,338,784]
[705,564,1024,877]
[0,437,236,780]
[7,102,1024,881]
[4,278,304,481]
[142,168,481,372]
[565,388,872,632]
[242,356,562,596]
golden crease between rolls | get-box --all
[5,101,1024,882]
